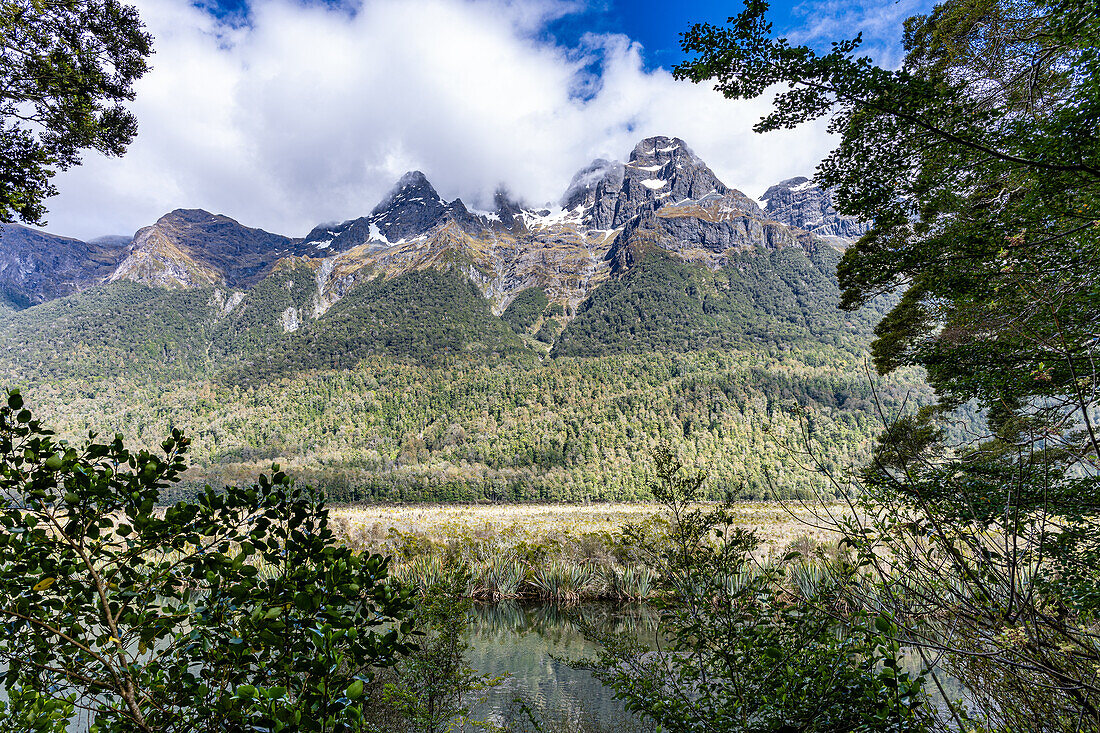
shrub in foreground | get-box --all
[0,390,416,732]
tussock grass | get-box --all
[330,501,843,602]
[330,501,836,557]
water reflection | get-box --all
[464,602,970,730]
[464,602,659,730]
[17,601,965,731]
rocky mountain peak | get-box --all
[159,208,226,225]
[560,159,625,215]
[772,176,812,190]
[761,177,869,241]
[561,136,762,229]
[627,135,691,165]
[367,170,450,243]
[110,208,303,289]
[493,187,527,229]
[301,170,490,254]
[372,170,441,213]
[1,136,866,370]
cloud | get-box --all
[44,0,835,240]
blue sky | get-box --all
[200,0,759,52]
[544,1,808,70]
[45,0,929,240]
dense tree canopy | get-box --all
[0,0,152,224]
[677,0,1099,463]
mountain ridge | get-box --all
[0,136,865,317]
[0,224,128,308]
[0,135,879,379]
[108,208,310,289]
[761,177,869,241]
[0,136,906,503]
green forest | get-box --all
[23,348,929,503]
[0,227,915,504]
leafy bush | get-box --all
[582,446,928,732]
[364,565,499,732]
[0,391,417,732]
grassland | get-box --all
[331,501,838,557]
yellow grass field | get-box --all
[331,501,844,557]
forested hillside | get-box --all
[553,246,889,356]
[0,134,928,503]
[235,268,531,380]
[0,238,922,504]
[22,348,927,502]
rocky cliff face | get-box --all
[295,137,834,320]
[603,192,822,275]
[2,137,850,329]
[0,224,127,307]
[561,136,763,230]
[110,209,308,289]
[760,177,869,241]
[300,171,493,254]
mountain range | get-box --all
[0,136,906,502]
[0,136,873,373]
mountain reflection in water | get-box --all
[35,600,962,731]
[463,602,659,731]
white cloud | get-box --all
[44,0,835,240]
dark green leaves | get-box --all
[0,396,417,732]
[0,0,153,224]
[585,446,927,732]
[674,0,1100,723]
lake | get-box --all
[23,599,960,731]
[464,601,658,731]
[30,601,651,732]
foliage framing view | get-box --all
[675,0,1100,726]
[1,0,1099,727]
[584,445,926,733]
[0,392,423,731]
[0,0,152,225]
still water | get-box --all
[42,602,650,732]
[464,602,657,730]
[37,600,958,730]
